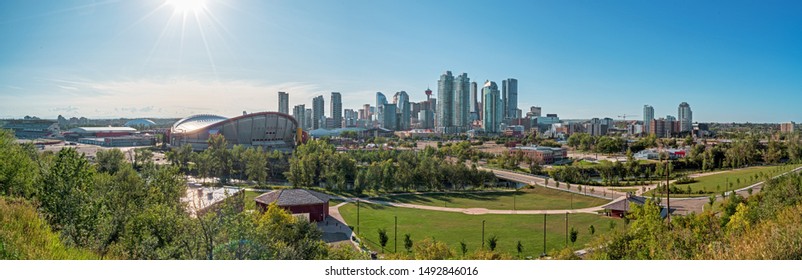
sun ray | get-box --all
[193,9,218,82]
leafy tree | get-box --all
[487,235,498,251]
[39,148,99,248]
[378,228,389,253]
[516,240,523,257]
[460,240,468,257]
[95,148,126,174]
[404,233,413,253]
[0,130,39,198]
[570,227,579,247]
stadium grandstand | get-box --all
[168,112,303,152]
[2,120,61,139]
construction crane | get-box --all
[617,114,639,121]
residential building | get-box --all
[482,80,502,133]
[305,109,313,131]
[278,91,289,115]
[643,105,654,135]
[527,106,542,118]
[312,95,325,130]
[292,104,305,130]
[436,71,455,132]
[330,92,342,129]
[470,81,479,120]
[454,72,471,129]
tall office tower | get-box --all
[502,78,518,120]
[394,91,410,130]
[363,104,371,120]
[330,92,342,129]
[678,102,693,133]
[305,108,312,130]
[482,80,502,133]
[436,71,454,132]
[453,73,471,129]
[643,105,655,135]
[376,92,387,122]
[382,103,398,130]
[292,104,305,130]
[312,95,325,130]
[278,92,289,114]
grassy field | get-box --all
[374,186,608,210]
[339,203,622,258]
[644,164,800,197]
[243,190,262,211]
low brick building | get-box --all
[254,189,331,222]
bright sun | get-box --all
[166,0,206,14]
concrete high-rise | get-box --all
[304,109,312,130]
[454,73,471,129]
[331,92,342,129]
[678,102,693,133]
[643,105,655,135]
[436,71,455,132]
[502,78,518,120]
[292,104,305,130]
[312,95,325,130]
[394,91,410,130]
[278,92,289,115]
[482,80,502,133]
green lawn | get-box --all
[339,203,622,258]
[244,190,262,211]
[374,186,608,210]
[644,164,801,197]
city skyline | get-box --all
[1,0,801,122]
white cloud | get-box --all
[13,78,329,118]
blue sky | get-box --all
[1,0,801,122]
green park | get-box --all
[373,186,608,210]
[339,202,622,258]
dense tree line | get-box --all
[0,130,353,260]
[287,140,498,193]
[164,135,289,185]
[583,171,802,260]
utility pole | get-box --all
[394,216,398,253]
[565,212,568,246]
[482,220,486,249]
[666,157,672,227]
[542,214,547,257]
[513,192,517,211]
[357,199,360,235]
